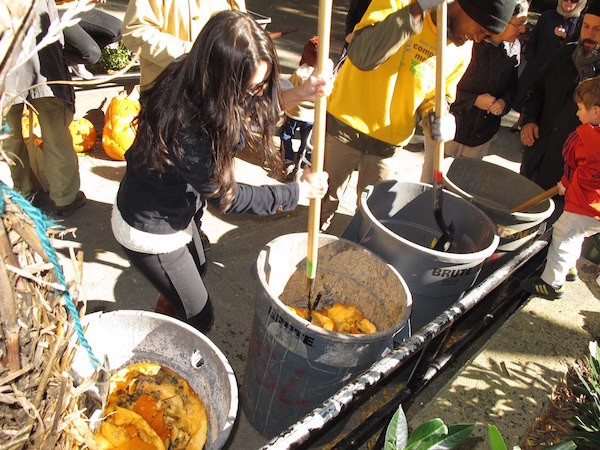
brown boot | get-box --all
[55,191,87,217]
[154,293,177,318]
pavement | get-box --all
[2,1,600,448]
[408,256,600,449]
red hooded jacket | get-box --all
[561,123,600,220]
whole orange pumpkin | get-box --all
[69,117,97,153]
[102,92,141,161]
[21,110,97,153]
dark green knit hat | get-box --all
[456,0,515,34]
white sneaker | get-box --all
[71,64,94,80]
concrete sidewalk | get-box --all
[2,1,600,448]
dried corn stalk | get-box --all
[0,192,97,450]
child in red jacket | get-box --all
[522,77,600,299]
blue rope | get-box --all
[0,182,101,368]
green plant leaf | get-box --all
[543,441,577,450]
[384,405,409,450]
[406,419,447,449]
[97,42,133,71]
[412,423,477,450]
[488,424,507,450]
[571,404,600,433]
[569,429,600,445]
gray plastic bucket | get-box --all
[443,157,555,251]
[242,233,412,438]
[342,180,499,332]
[71,311,238,450]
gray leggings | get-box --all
[122,226,207,319]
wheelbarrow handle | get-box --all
[511,185,560,213]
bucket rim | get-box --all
[79,310,239,450]
[359,180,500,263]
[442,157,556,220]
[256,233,413,342]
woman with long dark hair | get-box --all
[111,10,330,332]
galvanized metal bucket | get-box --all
[443,157,555,252]
[71,310,238,450]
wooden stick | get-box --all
[433,2,447,186]
[511,185,559,213]
[306,0,333,314]
[0,220,19,268]
[0,229,21,371]
[3,214,49,262]
[430,1,454,252]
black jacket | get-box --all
[451,40,520,147]
[520,42,581,190]
[525,9,582,63]
[117,124,299,235]
[345,0,372,36]
[513,10,582,111]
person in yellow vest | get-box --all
[321,0,515,232]
[122,0,245,90]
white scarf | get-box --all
[557,0,588,19]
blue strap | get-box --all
[0,182,101,368]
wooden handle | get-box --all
[433,1,447,186]
[511,185,560,212]
[307,0,333,292]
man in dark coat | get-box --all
[520,0,600,199]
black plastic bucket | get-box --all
[342,180,499,332]
[242,233,412,438]
[443,157,555,251]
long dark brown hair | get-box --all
[130,10,282,211]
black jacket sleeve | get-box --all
[521,56,549,125]
[222,182,299,215]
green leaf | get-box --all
[570,429,600,445]
[412,423,477,450]
[406,419,447,449]
[384,406,409,450]
[488,424,507,450]
[98,42,133,71]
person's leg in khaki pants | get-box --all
[321,134,361,230]
[355,150,400,207]
[3,104,34,196]
[31,97,81,208]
